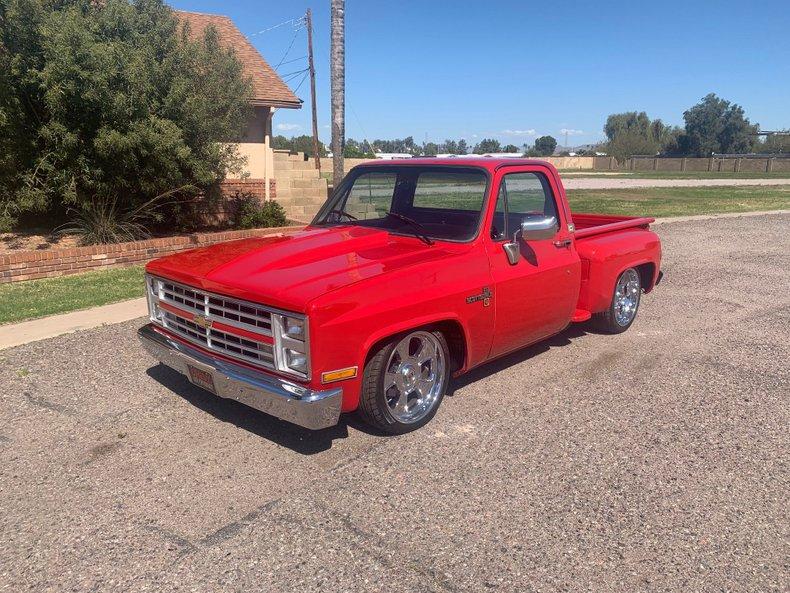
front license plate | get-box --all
[187,365,217,395]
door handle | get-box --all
[553,239,572,248]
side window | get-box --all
[489,172,558,240]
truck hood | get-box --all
[145,225,458,312]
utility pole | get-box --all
[330,0,345,186]
[305,9,320,172]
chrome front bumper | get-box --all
[138,324,342,430]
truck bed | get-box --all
[572,213,655,239]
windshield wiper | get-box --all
[384,211,434,245]
[327,209,358,221]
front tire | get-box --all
[357,329,450,434]
[593,267,641,334]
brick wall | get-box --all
[0,224,303,284]
[210,178,277,223]
[219,178,276,200]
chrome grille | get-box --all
[148,276,281,370]
[160,311,275,367]
[159,279,273,335]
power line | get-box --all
[248,17,304,38]
[273,27,303,70]
[292,70,311,94]
[281,68,310,85]
[280,67,310,79]
[275,55,307,69]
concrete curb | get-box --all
[0,298,147,350]
[652,209,789,225]
[0,209,787,350]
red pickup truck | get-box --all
[139,159,661,434]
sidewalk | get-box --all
[0,298,146,350]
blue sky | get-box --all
[170,0,790,148]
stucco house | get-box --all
[177,11,316,209]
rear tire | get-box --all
[593,267,641,334]
[357,329,450,435]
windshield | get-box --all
[312,166,489,242]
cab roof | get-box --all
[353,158,557,173]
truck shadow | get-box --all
[447,323,592,393]
[145,365,380,455]
[146,322,599,454]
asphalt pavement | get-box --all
[1,213,788,592]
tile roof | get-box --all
[176,10,302,109]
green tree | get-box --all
[533,135,557,156]
[440,139,458,154]
[371,136,416,154]
[754,131,790,153]
[423,142,439,156]
[438,139,469,154]
[343,138,374,158]
[270,135,292,150]
[603,111,681,161]
[677,93,757,156]
[473,138,501,154]
[502,144,519,153]
[0,0,251,232]
[271,135,327,157]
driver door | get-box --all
[485,168,580,358]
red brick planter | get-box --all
[0,224,303,284]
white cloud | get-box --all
[502,129,536,136]
[560,128,584,136]
[276,123,302,131]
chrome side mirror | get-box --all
[520,215,558,241]
[502,215,558,265]
[503,242,520,265]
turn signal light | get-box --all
[321,367,358,384]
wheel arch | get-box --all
[635,261,657,293]
[361,316,469,375]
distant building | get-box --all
[375,153,414,160]
[439,153,524,159]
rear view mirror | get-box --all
[520,215,558,241]
[503,215,559,265]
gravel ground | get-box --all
[562,177,790,189]
[1,213,788,592]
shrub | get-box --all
[230,195,288,229]
[0,0,251,231]
[54,186,198,244]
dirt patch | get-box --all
[0,231,81,255]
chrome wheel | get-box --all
[383,331,446,424]
[614,268,641,326]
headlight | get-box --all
[285,349,308,373]
[283,317,305,340]
[146,274,164,323]
[272,313,310,379]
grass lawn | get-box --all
[567,185,790,217]
[0,265,145,325]
[558,170,790,179]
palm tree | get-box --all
[330,0,345,186]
